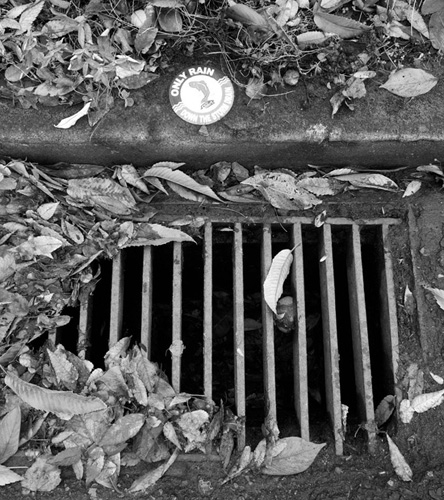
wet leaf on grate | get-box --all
[380,68,438,97]
[0,406,21,464]
[0,464,22,486]
[263,249,293,314]
[403,180,422,197]
[22,456,62,491]
[262,437,326,475]
[295,177,343,196]
[424,286,444,311]
[105,337,131,368]
[375,395,396,427]
[386,434,412,482]
[129,448,179,493]
[5,372,106,416]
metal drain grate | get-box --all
[71,214,400,456]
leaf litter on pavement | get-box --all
[0,0,442,124]
[0,157,443,493]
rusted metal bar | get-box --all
[172,242,183,393]
[233,222,246,449]
[77,293,93,360]
[141,246,153,358]
[109,251,124,347]
[319,224,343,455]
[203,222,213,400]
[261,224,277,430]
[346,224,376,453]
[380,224,400,389]
[291,222,309,442]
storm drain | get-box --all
[65,214,400,456]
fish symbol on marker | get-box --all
[188,80,215,109]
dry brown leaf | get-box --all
[99,414,145,447]
[158,8,183,32]
[403,180,421,198]
[424,286,444,310]
[430,9,444,50]
[226,0,269,27]
[410,388,444,413]
[0,406,21,464]
[22,456,62,491]
[129,448,179,493]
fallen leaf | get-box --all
[380,68,438,98]
[246,78,268,99]
[37,202,59,220]
[263,249,293,314]
[22,456,62,491]
[135,24,158,54]
[314,11,369,38]
[403,180,421,197]
[399,399,414,423]
[424,286,444,310]
[334,173,398,191]
[410,388,444,413]
[421,0,444,15]
[124,223,195,247]
[430,372,444,384]
[226,0,269,27]
[386,434,412,482]
[19,0,44,31]
[296,30,330,47]
[417,164,444,177]
[393,1,429,38]
[5,372,106,415]
[158,8,183,32]
[0,406,21,464]
[429,9,444,51]
[221,446,252,484]
[99,414,145,447]
[0,464,22,485]
[54,102,91,129]
[143,167,221,201]
[375,395,395,427]
[262,437,326,475]
[129,448,179,493]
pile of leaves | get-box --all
[0,0,442,124]
[2,156,444,492]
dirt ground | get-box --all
[3,174,444,499]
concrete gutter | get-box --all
[1,65,444,169]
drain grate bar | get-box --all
[141,247,153,358]
[319,224,343,455]
[346,225,376,452]
[261,224,278,429]
[172,242,183,392]
[380,226,399,389]
[69,214,403,455]
[110,251,124,347]
[233,223,246,449]
[203,222,213,400]
[291,222,309,442]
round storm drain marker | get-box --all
[169,66,234,125]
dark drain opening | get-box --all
[56,218,399,454]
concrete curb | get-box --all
[1,66,444,169]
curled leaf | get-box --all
[403,180,421,198]
[314,11,369,38]
[54,102,91,129]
